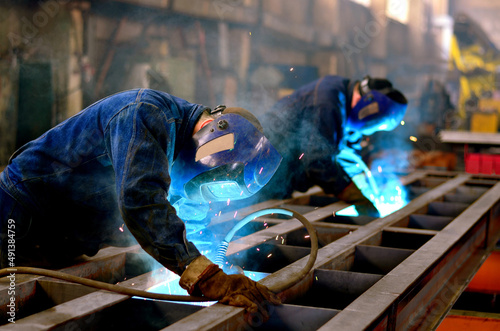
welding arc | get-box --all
[0,209,317,300]
[215,207,319,293]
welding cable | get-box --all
[214,207,319,293]
[0,209,317,300]
[0,266,208,302]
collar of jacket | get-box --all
[174,104,210,160]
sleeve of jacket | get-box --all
[305,154,353,195]
[104,102,201,275]
[300,95,353,196]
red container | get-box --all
[465,153,500,175]
[465,153,481,174]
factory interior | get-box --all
[2,0,500,330]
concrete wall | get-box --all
[0,1,83,165]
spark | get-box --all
[276,235,279,240]
[249,31,251,36]
[281,237,284,244]
[119,224,124,232]
[304,235,310,238]
[263,222,267,227]
[290,67,294,71]
[410,136,417,142]
[227,198,231,206]
[233,211,238,218]
[259,167,263,174]
[267,253,272,258]
[218,211,222,216]
[299,153,304,160]
[378,166,382,173]
[315,276,318,281]
[257,248,260,251]
[401,120,405,125]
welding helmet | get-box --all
[170,105,282,203]
[345,76,407,139]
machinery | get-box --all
[1,170,500,330]
[448,13,500,131]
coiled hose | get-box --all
[215,207,318,293]
[0,208,317,300]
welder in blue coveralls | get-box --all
[258,75,407,217]
[0,89,282,316]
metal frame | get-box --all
[2,170,500,330]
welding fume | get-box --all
[0,74,407,320]
[256,75,408,218]
[0,89,283,317]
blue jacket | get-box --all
[0,89,207,274]
[258,75,355,199]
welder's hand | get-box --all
[337,182,380,218]
[179,256,281,318]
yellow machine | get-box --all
[448,13,500,132]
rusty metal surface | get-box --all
[2,171,500,330]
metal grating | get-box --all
[2,170,500,330]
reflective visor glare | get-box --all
[254,163,273,187]
[204,181,242,199]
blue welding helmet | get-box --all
[345,76,408,139]
[170,106,282,203]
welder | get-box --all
[258,75,407,217]
[0,89,282,316]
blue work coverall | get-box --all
[0,89,206,274]
[258,75,357,200]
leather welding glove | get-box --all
[179,255,281,318]
[337,182,380,218]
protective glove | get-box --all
[337,182,380,218]
[179,255,281,318]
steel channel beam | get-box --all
[0,245,141,321]
[163,174,472,330]
[3,172,495,330]
[0,246,143,330]
[209,187,324,227]
[0,267,162,330]
[318,179,500,330]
